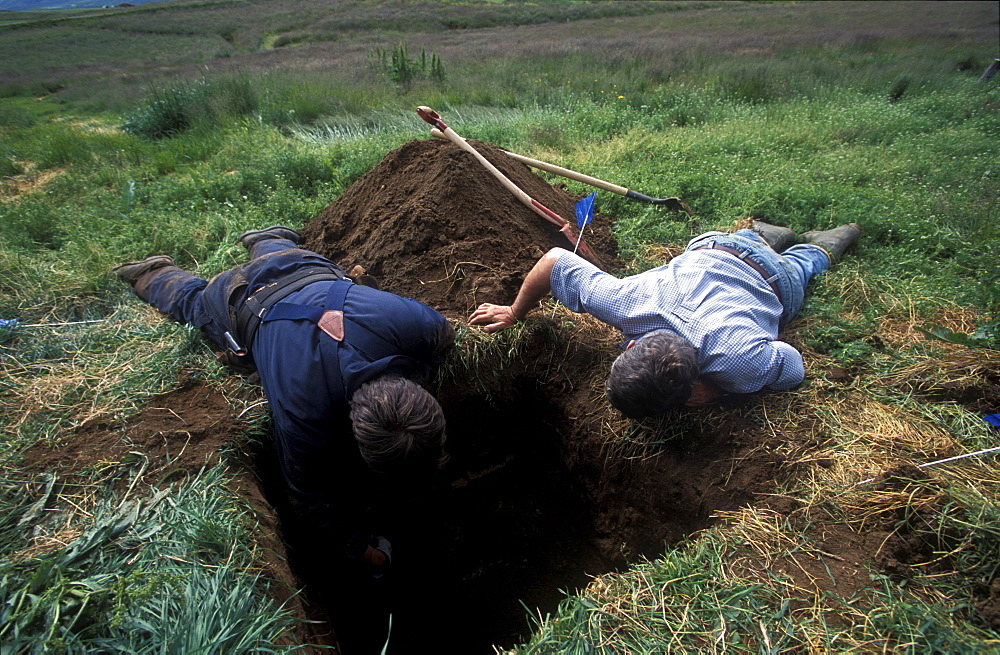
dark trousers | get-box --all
[134,239,344,351]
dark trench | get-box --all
[251,379,742,654]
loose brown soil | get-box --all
[23,380,234,485]
[19,139,999,653]
[300,137,623,320]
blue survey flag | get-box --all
[986,414,1000,428]
[0,318,18,329]
[576,192,596,229]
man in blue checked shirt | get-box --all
[469,221,860,417]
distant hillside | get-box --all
[0,0,163,10]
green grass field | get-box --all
[1,1,998,652]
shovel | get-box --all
[416,106,602,267]
[430,128,692,215]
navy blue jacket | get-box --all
[133,240,453,559]
[253,280,454,558]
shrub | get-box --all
[0,155,23,178]
[888,75,912,103]
[721,68,779,105]
[0,105,36,129]
[121,84,200,139]
[369,43,446,86]
[122,76,261,140]
[0,198,65,249]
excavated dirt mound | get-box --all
[300,138,622,319]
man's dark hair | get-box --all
[604,332,700,418]
[349,376,448,474]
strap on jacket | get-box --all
[234,266,349,357]
[263,281,402,362]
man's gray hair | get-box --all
[349,376,448,473]
[605,332,699,418]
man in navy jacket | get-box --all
[116,226,455,574]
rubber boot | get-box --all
[751,221,798,253]
[113,255,174,286]
[238,226,302,250]
[799,223,862,264]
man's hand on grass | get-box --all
[469,303,518,333]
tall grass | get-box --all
[0,468,297,652]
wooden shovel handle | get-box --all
[418,107,602,267]
[430,127,625,195]
[430,128,691,214]
[418,107,565,227]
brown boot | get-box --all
[238,226,301,250]
[799,223,862,264]
[113,255,174,286]
[752,221,798,253]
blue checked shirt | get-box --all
[550,250,805,394]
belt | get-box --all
[693,243,782,302]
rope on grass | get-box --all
[2,319,107,328]
[237,401,269,419]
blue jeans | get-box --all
[134,239,346,350]
[685,229,830,325]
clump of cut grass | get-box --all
[442,317,561,402]
[441,303,620,414]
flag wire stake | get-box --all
[856,445,1000,486]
